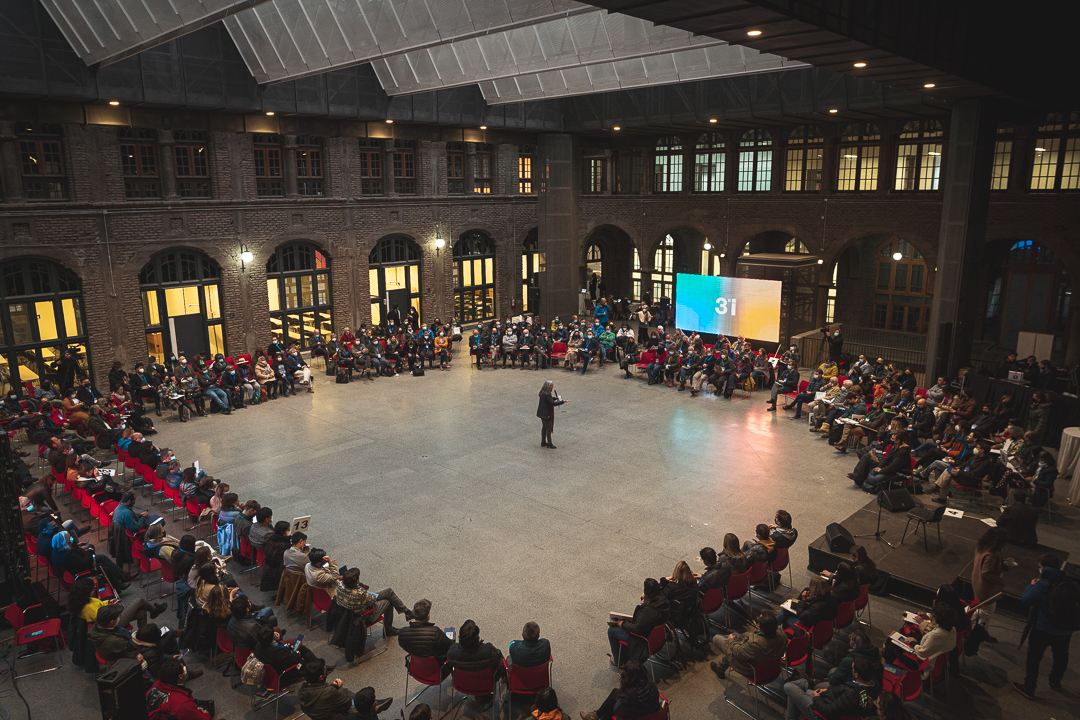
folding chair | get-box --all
[724,570,752,626]
[724,656,782,718]
[405,654,447,710]
[308,587,332,629]
[450,667,499,720]
[252,662,300,718]
[504,657,553,719]
[769,546,793,591]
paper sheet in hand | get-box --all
[889,632,913,651]
[769,357,780,367]
[903,612,921,624]
[815,392,826,400]
[609,611,633,622]
[943,508,964,519]
[781,600,795,612]
[100,468,115,477]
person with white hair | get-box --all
[536,381,568,449]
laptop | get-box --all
[1007,371,1023,381]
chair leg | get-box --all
[922,521,929,553]
[900,518,912,546]
[936,522,942,547]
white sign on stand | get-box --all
[292,516,311,534]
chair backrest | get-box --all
[701,587,725,614]
[159,560,176,583]
[930,652,948,683]
[748,561,767,585]
[808,620,834,649]
[453,667,495,696]
[185,497,200,519]
[901,659,927,701]
[552,342,567,354]
[784,629,810,667]
[854,583,870,611]
[407,655,445,685]
[311,587,332,613]
[646,624,667,655]
[216,626,234,653]
[235,645,253,669]
[639,351,656,365]
[751,656,783,686]
[835,600,855,629]
[770,546,790,573]
[726,570,750,602]
[257,547,266,568]
[507,657,552,695]
[929,505,948,523]
[4,604,24,632]
[262,663,282,691]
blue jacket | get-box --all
[1022,567,1074,636]
[112,504,149,534]
[594,304,610,325]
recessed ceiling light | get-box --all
[923,83,936,88]
[709,118,718,123]
[385,119,393,124]
[829,109,839,113]
[613,126,621,131]
[853,62,867,68]
[480,125,487,129]
[265,111,274,116]
[108,100,120,106]
[746,30,762,36]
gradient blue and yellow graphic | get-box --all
[675,274,783,342]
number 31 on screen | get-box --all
[715,297,737,316]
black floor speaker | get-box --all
[826,522,855,553]
[879,488,916,512]
[96,658,148,720]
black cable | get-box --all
[0,643,29,720]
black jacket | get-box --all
[699,564,731,592]
[227,617,262,650]
[811,681,879,720]
[254,640,305,674]
[447,641,504,674]
[536,391,565,419]
[398,621,454,662]
[613,682,661,720]
[792,592,839,628]
[998,502,1039,546]
[877,445,911,476]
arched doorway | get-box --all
[369,235,422,328]
[984,240,1070,359]
[650,228,706,301]
[453,231,496,322]
[741,231,811,256]
[266,242,332,349]
[581,225,635,299]
[0,258,89,395]
[139,249,225,361]
[521,229,539,313]
[872,237,930,333]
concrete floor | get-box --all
[9,359,1080,720]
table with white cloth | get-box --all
[1062,427,1080,504]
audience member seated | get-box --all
[579,660,659,720]
[698,547,732,592]
[606,578,669,667]
[352,685,396,720]
[851,431,913,493]
[783,656,880,720]
[447,619,507,686]
[227,595,276,650]
[826,561,861,603]
[149,658,214,720]
[508,621,551,667]
[52,528,134,590]
[927,440,993,504]
[1029,452,1058,508]
[769,510,798,549]
[709,611,788,680]
[997,489,1040,547]
[776,577,838,630]
[282,531,310,573]
[828,630,883,686]
[297,657,392,720]
[718,533,750,574]
[883,603,957,678]
[304,548,341,597]
[849,545,878,588]
[253,623,321,687]
[127,622,195,681]
[742,524,775,566]
[766,361,800,410]
[260,521,293,593]
[398,599,454,677]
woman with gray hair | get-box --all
[537,381,567,449]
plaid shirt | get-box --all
[335,581,376,614]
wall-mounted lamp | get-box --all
[240,243,253,272]
[892,251,903,261]
[703,241,712,251]
[817,258,824,265]
[719,252,726,258]
[435,237,446,256]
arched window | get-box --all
[738,129,772,191]
[784,126,824,191]
[895,120,943,191]
[0,258,88,396]
[521,230,539,313]
[453,232,496,322]
[654,137,683,193]
[369,236,422,327]
[825,263,838,323]
[873,238,929,333]
[139,250,224,361]
[267,242,332,349]
[784,238,810,253]
[632,248,642,301]
[586,245,602,278]
[693,133,725,192]
[653,235,675,299]
[1030,112,1080,191]
[837,123,880,192]
[986,241,1070,355]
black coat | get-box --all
[536,391,565,419]
[398,621,454,662]
[792,592,839,628]
[620,597,670,665]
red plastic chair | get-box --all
[214,626,234,667]
[725,656,782,718]
[503,656,553,718]
[835,600,856,633]
[747,561,769,598]
[725,569,751,626]
[252,662,300,717]
[308,587,333,629]
[701,586,726,630]
[618,693,668,720]
[158,558,178,607]
[549,342,567,360]
[769,546,792,589]
[625,623,673,684]
[854,583,871,627]
[235,644,253,672]
[4,603,65,678]
[451,667,499,720]
[795,619,834,662]
[783,627,813,677]
[405,654,447,709]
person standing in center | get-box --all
[537,381,567,449]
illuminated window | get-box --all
[118,127,160,199]
[0,258,88,396]
[826,264,837,323]
[173,130,210,199]
[894,120,943,191]
[784,238,810,253]
[453,232,496,322]
[369,236,421,328]
[447,142,466,195]
[16,123,67,200]
[584,154,606,193]
[139,250,224,360]
[393,140,416,194]
[784,126,824,191]
[253,134,283,198]
[632,248,642,301]
[693,133,725,192]
[267,243,332,349]
[295,136,324,197]
[872,238,929,333]
[738,129,772,192]
[358,138,383,195]
[837,123,880,191]
[653,235,675,299]
[518,145,534,194]
[521,229,539,313]
[616,153,644,193]
[654,137,683,192]
[471,143,492,194]
[1030,112,1080,191]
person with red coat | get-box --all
[149,658,214,720]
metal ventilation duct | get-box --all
[477,44,805,103]
[38,0,269,66]
[223,0,592,84]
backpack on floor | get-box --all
[336,369,349,384]
[325,360,337,377]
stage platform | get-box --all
[807,495,1070,615]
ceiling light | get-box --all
[928,151,941,156]
[266,111,275,116]
[829,109,838,113]
[892,252,903,261]
[108,100,120,106]
[843,154,858,158]
[480,125,487,130]
[1035,147,1046,152]
[853,62,867,68]
[923,83,936,88]
[386,119,393,124]
[709,119,718,123]
[703,242,712,250]
[613,126,621,131]
[719,252,726,258]
[746,30,762,36]
[817,258,824,264]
